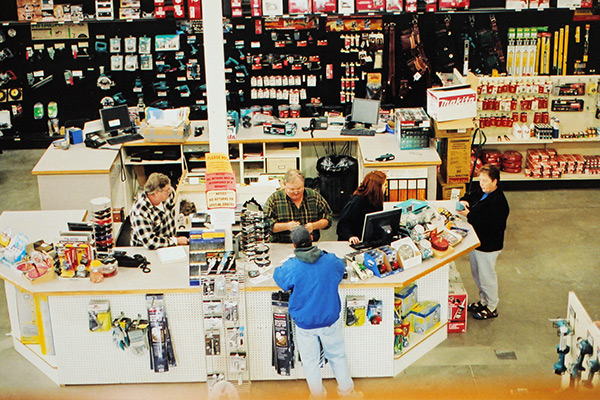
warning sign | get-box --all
[205,153,236,209]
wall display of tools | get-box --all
[1,2,600,148]
[476,74,599,142]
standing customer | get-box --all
[337,170,387,244]
[457,164,510,320]
[130,172,189,249]
[273,226,362,399]
[265,169,332,243]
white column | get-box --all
[202,1,233,250]
[202,0,228,154]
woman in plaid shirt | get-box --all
[264,169,332,243]
[130,173,189,249]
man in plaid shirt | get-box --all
[130,173,189,249]
[265,169,332,243]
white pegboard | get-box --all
[414,264,450,325]
[49,292,207,385]
[561,292,600,390]
[246,287,395,381]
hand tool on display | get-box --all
[384,22,396,101]
[571,338,593,381]
[553,30,559,74]
[562,25,569,76]
[583,359,600,388]
[557,27,564,75]
[549,318,571,375]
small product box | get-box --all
[427,86,477,122]
[391,237,422,270]
[345,295,367,327]
[394,108,431,150]
[88,300,111,332]
[448,280,467,333]
[394,283,418,318]
[410,301,441,334]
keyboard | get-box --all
[340,128,375,137]
[106,133,144,145]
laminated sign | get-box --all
[205,153,237,209]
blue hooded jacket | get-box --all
[273,245,345,329]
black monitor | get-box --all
[351,98,380,128]
[100,105,132,136]
[361,208,402,246]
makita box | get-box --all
[426,86,477,122]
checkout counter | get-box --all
[0,200,478,385]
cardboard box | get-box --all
[141,121,190,143]
[433,118,475,139]
[438,137,471,184]
[448,280,467,333]
[427,86,477,122]
[437,174,466,200]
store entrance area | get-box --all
[0,149,598,399]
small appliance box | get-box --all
[394,282,418,318]
[448,280,467,333]
[427,86,477,122]
[411,301,441,334]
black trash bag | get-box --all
[316,155,358,214]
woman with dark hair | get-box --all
[337,170,387,244]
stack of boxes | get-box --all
[428,72,478,200]
[448,262,467,333]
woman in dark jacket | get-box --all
[337,170,387,244]
[457,164,509,320]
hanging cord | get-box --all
[466,127,486,195]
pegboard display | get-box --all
[49,292,207,384]
[246,287,395,381]
[560,292,600,390]
[201,272,250,387]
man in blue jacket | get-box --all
[273,226,362,399]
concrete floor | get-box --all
[1,149,599,399]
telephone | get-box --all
[84,133,107,148]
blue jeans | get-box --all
[295,321,354,397]
[469,249,501,310]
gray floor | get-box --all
[1,148,599,399]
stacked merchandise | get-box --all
[502,150,523,173]
[272,291,294,376]
[583,155,600,175]
[90,197,114,256]
[525,148,561,178]
[480,149,502,169]
[526,148,592,178]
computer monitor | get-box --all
[351,98,380,127]
[361,208,402,246]
[100,105,132,136]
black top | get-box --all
[461,185,510,252]
[336,195,382,241]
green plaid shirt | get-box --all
[265,187,332,243]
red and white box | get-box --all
[439,0,470,9]
[288,0,311,13]
[427,86,477,122]
[448,280,467,333]
[188,0,201,19]
[313,0,336,12]
[356,0,385,12]
[386,0,402,11]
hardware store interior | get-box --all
[1,1,600,400]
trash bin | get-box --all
[316,155,358,214]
